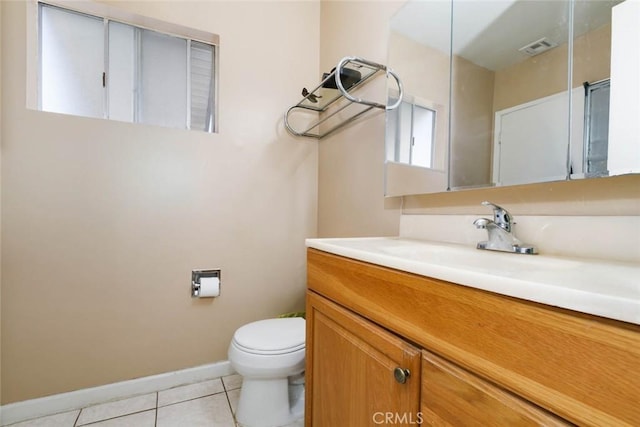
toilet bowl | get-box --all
[228,317,306,427]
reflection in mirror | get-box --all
[385,0,638,196]
[581,79,610,176]
[569,0,619,179]
[385,0,450,196]
[450,0,572,189]
[387,99,436,168]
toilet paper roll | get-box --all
[198,277,220,298]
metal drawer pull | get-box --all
[394,367,410,384]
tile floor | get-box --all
[7,374,302,427]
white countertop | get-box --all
[306,237,640,325]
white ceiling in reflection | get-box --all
[390,0,622,71]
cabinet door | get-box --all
[306,291,421,427]
[421,350,571,426]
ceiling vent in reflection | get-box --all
[518,37,558,56]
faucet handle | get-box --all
[480,201,512,232]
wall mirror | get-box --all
[385,0,639,196]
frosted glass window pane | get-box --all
[139,30,187,129]
[108,21,136,122]
[40,5,104,118]
[190,41,214,132]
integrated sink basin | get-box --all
[306,237,640,325]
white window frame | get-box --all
[28,0,219,133]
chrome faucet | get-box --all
[473,201,537,254]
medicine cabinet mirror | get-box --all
[385,0,638,196]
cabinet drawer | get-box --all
[421,350,571,426]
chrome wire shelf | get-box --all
[284,56,403,139]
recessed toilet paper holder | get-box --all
[191,269,221,298]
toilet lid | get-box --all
[232,318,305,355]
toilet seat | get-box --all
[232,318,305,355]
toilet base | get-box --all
[236,377,304,427]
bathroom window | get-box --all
[38,2,218,133]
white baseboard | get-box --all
[0,360,234,426]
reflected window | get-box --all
[583,79,610,176]
[388,100,436,168]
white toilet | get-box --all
[228,317,306,427]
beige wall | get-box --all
[318,0,404,237]
[450,56,494,188]
[572,23,611,89]
[1,0,319,404]
[494,23,611,112]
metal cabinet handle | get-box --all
[394,367,410,384]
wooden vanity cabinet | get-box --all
[306,289,566,427]
[306,248,640,427]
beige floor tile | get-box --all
[156,394,234,427]
[221,374,242,391]
[6,410,79,427]
[226,388,240,415]
[76,393,156,426]
[81,410,155,427]
[158,379,225,407]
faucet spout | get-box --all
[474,202,537,254]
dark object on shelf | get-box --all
[322,67,362,90]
